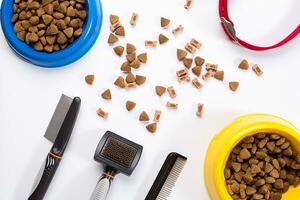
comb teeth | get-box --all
[156,158,186,200]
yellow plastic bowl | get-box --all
[204,113,300,200]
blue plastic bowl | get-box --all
[0,0,102,68]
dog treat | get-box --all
[192,65,202,76]
[114,76,126,88]
[229,81,239,92]
[153,110,162,122]
[160,17,170,28]
[121,61,131,72]
[178,74,190,82]
[167,86,177,98]
[96,108,108,118]
[146,123,157,133]
[126,53,136,63]
[195,56,205,66]
[115,26,125,36]
[183,58,193,69]
[185,43,196,54]
[166,101,178,109]
[214,71,224,81]
[101,89,112,100]
[12,0,87,52]
[139,111,150,121]
[206,63,218,71]
[184,0,193,9]
[192,78,203,89]
[238,59,249,70]
[252,64,263,76]
[113,45,124,56]
[135,75,146,85]
[126,72,135,83]
[126,43,136,54]
[190,38,202,49]
[225,133,300,200]
[202,72,212,81]
[130,58,141,69]
[137,53,147,63]
[126,82,137,89]
[130,13,138,26]
[177,49,187,61]
[172,25,184,35]
[110,14,119,25]
[145,40,157,47]
[176,69,188,77]
[155,86,166,96]
[159,33,169,44]
[85,74,94,85]
[196,103,204,117]
[125,100,136,111]
[108,33,118,44]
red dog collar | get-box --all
[219,0,300,51]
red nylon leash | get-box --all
[219,0,300,51]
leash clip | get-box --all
[220,17,239,44]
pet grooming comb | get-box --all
[90,131,143,200]
[145,152,187,200]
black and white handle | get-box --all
[90,174,113,200]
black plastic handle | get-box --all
[28,153,61,200]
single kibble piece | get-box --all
[153,110,162,122]
[240,148,251,160]
[115,26,125,36]
[192,78,203,89]
[85,74,94,85]
[176,69,188,77]
[135,75,146,85]
[126,82,137,89]
[110,14,119,25]
[177,49,187,61]
[130,13,138,26]
[166,101,178,109]
[229,81,239,92]
[114,76,126,88]
[125,100,136,111]
[101,89,112,100]
[190,38,202,49]
[184,0,193,9]
[167,86,177,98]
[159,33,169,44]
[195,56,205,66]
[126,43,136,54]
[96,108,108,119]
[130,58,141,69]
[146,123,157,133]
[139,111,150,121]
[121,61,131,72]
[183,58,193,69]
[238,59,249,70]
[137,53,147,63]
[206,63,218,71]
[192,65,202,76]
[196,103,204,117]
[214,71,224,81]
[185,43,196,54]
[155,86,166,96]
[126,72,136,83]
[160,17,170,28]
[108,33,118,44]
[113,45,124,56]
[145,40,157,47]
[172,25,184,35]
[252,64,263,76]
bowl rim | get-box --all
[0,0,102,68]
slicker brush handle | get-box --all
[90,173,113,200]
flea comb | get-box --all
[145,152,187,200]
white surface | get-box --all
[1,0,300,199]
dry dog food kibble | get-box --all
[139,111,150,121]
[158,33,169,44]
[85,74,94,85]
[225,133,300,200]
[125,100,136,111]
[172,25,184,35]
[184,0,193,9]
[252,64,263,76]
[96,108,108,118]
[155,86,166,96]
[146,122,157,133]
[239,59,249,70]
[160,17,170,28]
[167,86,177,98]
[12,0,87,52]
[130,12,138,26]
[101,89,112,100]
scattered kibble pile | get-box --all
[11,0,87,52]
[225,133,300,200]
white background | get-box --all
[1,0,300,199]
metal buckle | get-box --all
[220,17,239,44]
